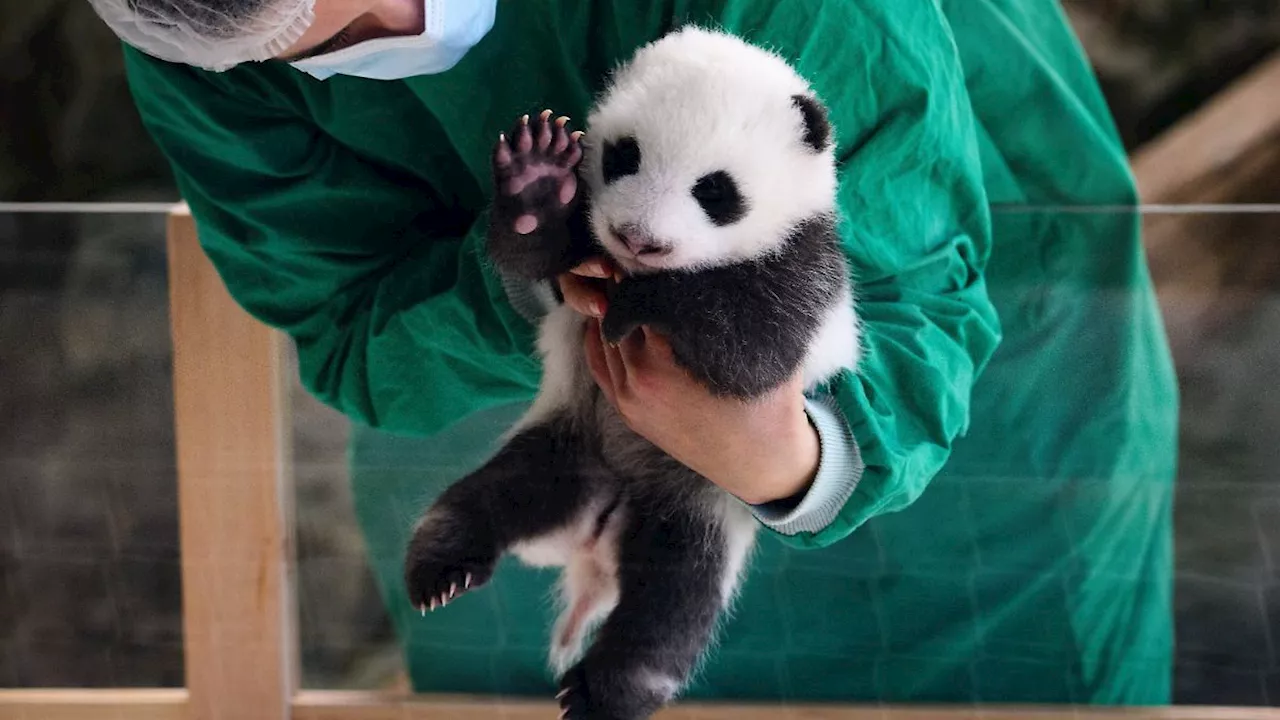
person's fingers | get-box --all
[601,332,630,401]
[584,319,620,406]
[568,258,612,279]
[622,326,683,387]
[616,325,650,385]
[558,273,607,317]
[639,326,674,362]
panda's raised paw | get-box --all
[491,109,584,235]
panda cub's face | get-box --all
[582,27,838,274]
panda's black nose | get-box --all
[615,224,672,257]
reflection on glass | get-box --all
[5,0,1280,708]
[288,207,1280,706]
[2,206,1278,707]
[0,210,181,687]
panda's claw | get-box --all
[536,111,553,151]
[552,120,570,154]
[493,134,512,168]
[515,117,533,153]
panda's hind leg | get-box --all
[403,417,594,615]
[556,504,729,720]
[487,110,592,280]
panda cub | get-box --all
[405,27,860,720]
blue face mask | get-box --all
[290,0,497,81]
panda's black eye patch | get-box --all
[692,171,746,226]
[601,136,641,184]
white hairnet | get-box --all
[87,0,317,72]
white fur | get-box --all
[504,303,589,439]
[548,506,625,674]
[510,496,626,674]
[804,285,863,389]
[582,27,839,272]
[637,670,684,701]
[712,494,760,606]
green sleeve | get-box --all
[122,46,541,436]
[710,0,1002,548]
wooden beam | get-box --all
[4,690,1277,720]
[1127,50,1280,360]
[1130,49,1280,204]
[0,689,187,720]
[290,692,1280,720]
[167,204,298,720]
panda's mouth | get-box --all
[607,224,673,271]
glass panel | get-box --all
[288,206,1280,706]
[1140,205,1280,706]
[1,209,182,687]
[0,205,1276,704]
[5,0,1280,707]
[287,348,404,690]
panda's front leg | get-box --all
[557,508,729,720]
[601,271,808,401]
[487,110,597,280]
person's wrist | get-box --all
[731,401,820,506]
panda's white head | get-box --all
[581,27,838,274]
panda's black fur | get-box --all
[404,27,857,720]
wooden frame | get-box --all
[1129,49,1280,205]
[166,204,298,720]
[5,49,1280,715]
[1130,48,1280,361]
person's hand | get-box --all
[557,258,819,505]
[583,320,819,505]
[556,257,616,319]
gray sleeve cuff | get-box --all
[748,393,864,536]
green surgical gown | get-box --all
[122,0,1178,705]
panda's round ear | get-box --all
[791,93,832,153]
